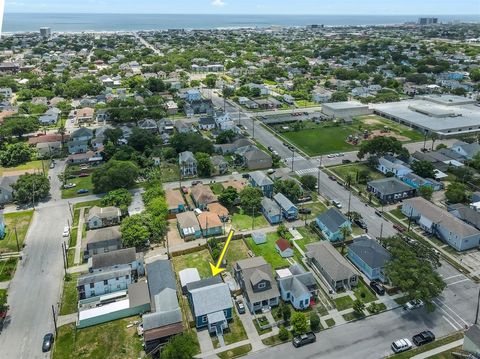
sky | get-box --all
[3,0,480,15]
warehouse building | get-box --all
[322,101,373,119]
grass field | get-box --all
[330,163,385,194]
[0,210,34,253]
[172,249,213,278]
[210,183,225,195]
[60,273,80,315]
[0,257,18,282]
[302,201,327,220]
[52,317,144,359]
[217,344,252,359]
[245,233,289,270]
[224,239,250,271]
[61,176,94,199]
[353,280,377,303]
[333,295,354,311]
[295,226,322,251]
[231,207,269,231]
[213,312,248,348]
[0,160,50,176]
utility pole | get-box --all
[61,243,67,272]
[252,117,255,139]
[291,148,295,172]
[252,207,255,230]
[407,207,414,232]
[317,156,323,196]
[14,226,20,252]
[51,305,58,337]
[347,190,352,218]
[32,179,36,210]
[380,222,384,239]
[67,201,74,223]
[475,287,480,325]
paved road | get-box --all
[246,261,477,359]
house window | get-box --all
[286,293,290,299]
[89,283,94,289]
[115,277,119,281]
[202,315,208,323]
[305,299,309,306]
[103,280,108,285]
[126,275,129,279]
[257,282,266,289]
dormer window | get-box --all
[258,282,266,289]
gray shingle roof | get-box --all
[190,282,232,317]
[249,171,273,186]
[367,177,414,196]
[348,236,391,269]
[273,193,296,211]
[146,260,176,310]
[306,241,357,282]
[77,266,131,286]
[316,208,349,233]
[91,247,137,270]
[262,197,280,215]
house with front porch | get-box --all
[249,171,274,197]
[315,208,351,242]
[276,264,318,310]
[179,151,198,177]
[166,189,186,214]
[367,178,416,204]
[233,257,280,313]
[197,212,223,237]
[347,236,390,282]
[261,197,282,224]
[176,211,202,240]
[87,206,122,229]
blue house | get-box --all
[197,212,223,237]
[261,197,282,224]
[249,171,274,198]
[401,173,443,191]
[316,208,351,242]
[186,89,202,102]
[186,277,233,336]
[276,264,318,310]
[347,236,391,282]
[273,193,298,221]
[0,214,5,239]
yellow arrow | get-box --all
[210,229,235,276]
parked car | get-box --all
[328,175,337,182]
[369,281,385,296]
[374,210,382,217]
[391,338,412,353]
[354,218,367,229]
[332,200,342,209]
[267,146,273,152]
[181,186,188,194]
[342,159,352,164]
[292,332,316,348]
[412,331,435,346]
[42,333,54,352]
[299,208,312,215]
[78,173,89,178]
[49,162,55,169]
[403,299,424,311]
[62,226,70,238]
[77,189,89,194]
[191,180,203,186]
[393,224,406,233]
[242,173,250,179]
[235,298,245,314]
[63,183,76,189]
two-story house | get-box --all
[68,127,93,154]
[273,193,298,221]
[249,171,274,197]
[315,208,351,242]
[179,151,198,177]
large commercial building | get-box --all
[40,27,51,38]
[322,101,373,119]
[372,95,480,138]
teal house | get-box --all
[0,214,5,239]
[316,208,351,242]
[347,236,391,282]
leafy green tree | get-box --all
[300,175,317,191]
[309,312,320,332]
[472,152,480,171]
[120,214,151,248]
[92,160,139,193]
[330,91,348,102]
[239,187,263,211]
[357,136,408,160]
[0,290,8,313]
[0,116,40,138]
[170,133,214,154]
[101,188,132,213]
[411,160,435,179]
[353,300,366,316]
[218,186,238,208]
[418,185,433,201]
[216,130,236,144]
[274,179,302,203]
[103,128,123,145]
[128,127,159,152]
[204,74,217,88]
[142,186,165,206]
[277,223,288,238]
[291,312,308,335]
[161,332,198,359]
[195,152,213,177]
[12,173,50,204]
[445,182,469,204]
[340,226,352,254]
[0,143,33,167]
[278,326,289,341]
[382,236,445,308]
[280,301,291,322]
[470,68,480,82]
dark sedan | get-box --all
[42,333,54,352]
[412,331,435,346]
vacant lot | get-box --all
[172,249,213,278]
[224,239,250,271]
[354,115,424,142]
[0,160,50,176]
[52,317,143,359]
[295,226,321,251]
[0,257,18,282]
[245,233,289,270]
[61,176,94,199]
[60,273,80,315]
[0,210,34,253]
[231,207,269,231]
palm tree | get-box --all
[345,173,354,189]
[430,133,439,151]
[339,226,352,255]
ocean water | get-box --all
[2,13,480,33]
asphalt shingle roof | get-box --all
[348,236,391,269]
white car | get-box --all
[62,227,70,237]
[391,338,412,353]
[403,299,424,311]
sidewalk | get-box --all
[0,281,10,290]
[74,208,85,265]
[57,313,77,327]
[410,339,463,359]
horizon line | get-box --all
[3,12,478,16]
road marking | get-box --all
[442,315,461,330]
[443,274,464,280]
[434,298,470,326]
[295,168,319,175]
[447,278,470,286]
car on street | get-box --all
[327,154,334,158]
[77,189,89,194]
[374,210,383,217]
[412,331,435,346]
[292,332,316,348]
[49,162,55,169]
[404,299,424,311]
[268,146,273,152]
[369,281,385,296]
[328,175,336,182]
[78,173,89,177]
[394,224,406,233]
[235,298,245,314]
[191,180,203,186]
[62,226,70,237]
[354,218,367,229]
[42,333,54,352]
[283,142,288,147]
[342,159,352,164]
[391,338,412,353]
[332,200,342,209]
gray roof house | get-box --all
[452,141,480,160]
[306,241,358,293]
[84,226,122,260]
[315,208,351,242]
[233,257,280,313]
[367,177,416,204]
[0,176,17,204]
[276,264,317,310]
[89,247,144,277]
[347,236,390,282]
[464,324,480,357]
[236,146,272,170]
[142,260,183,354]
[249,171,274,197]
[87,206,122,229]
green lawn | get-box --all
[325,318,335,327]
[333,295,354,311]
[303,201,327,220]
[391,332,464,359]
[213,311,248,348]
[295,226,321,251]
[73,199,103,212]
[331,163,384,185]
[0,257,18,282]
[60,273,80,315]
[0,160,50,176]
[428,346,463,359]
[210,183,225,195]
[262,330,292,346]
[0,210,34,253]
[353,280,377,303]
[61,176,94,199]
[231,208,269,231]
[160,163,181,182]
[217,344,252,359]
[224,239,250,271]
[172,249,213,278]
[342,311,365,321]
[390,208,407,220]
[253,316,272,335]
[52,317,144,359]
[245,233,289,270]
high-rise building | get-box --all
[418,18,438,25]
[40,27,51,38]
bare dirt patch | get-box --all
[370,130,410,142]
